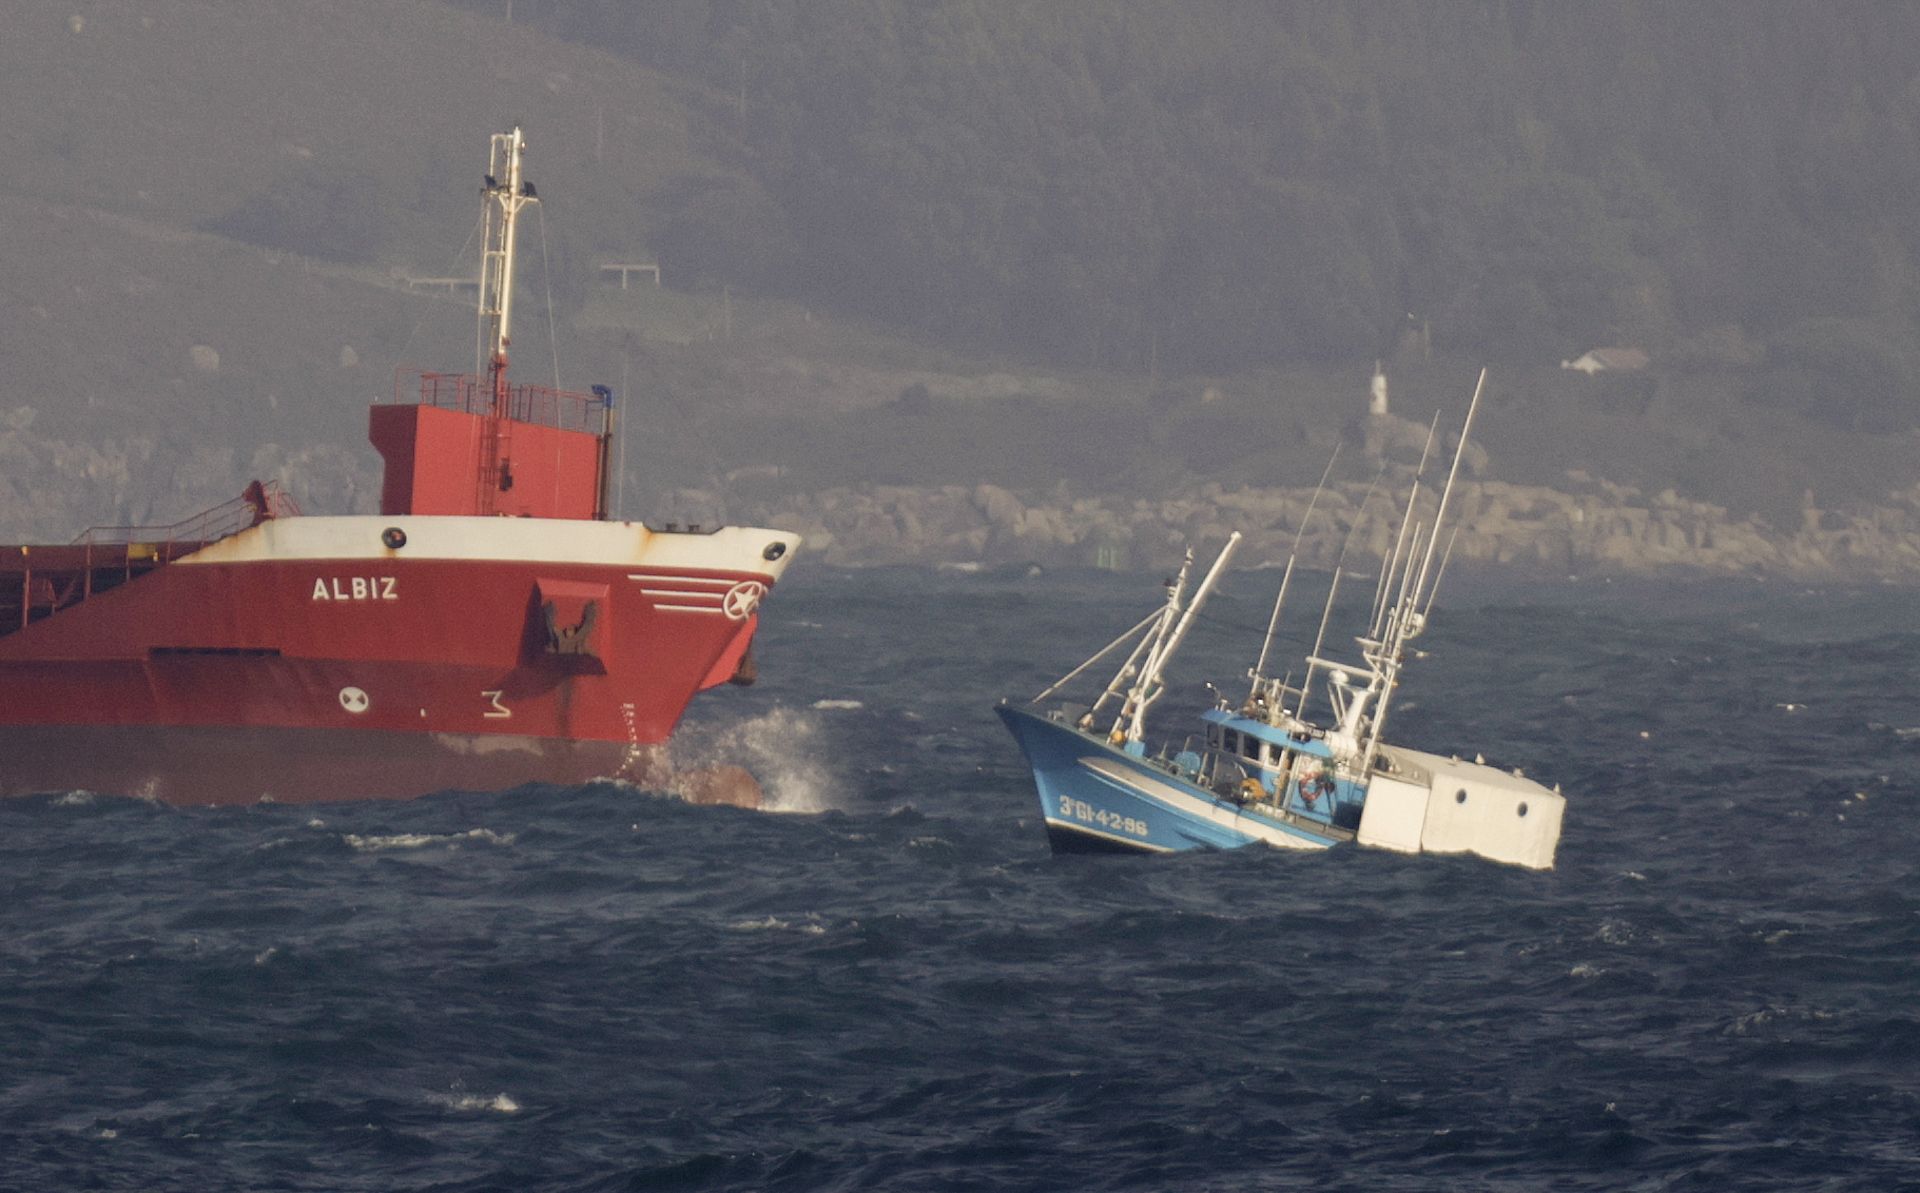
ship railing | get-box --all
[70,479,301,557]
[398,369,608,435]
[0,482,301,634]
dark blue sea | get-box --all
[5,565,1920,1191]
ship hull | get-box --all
[0,723,632,807]
[996,704,1342,854]
[998,705,1565,868]
[0,514,798,807]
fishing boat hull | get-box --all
[999,703,1564,867]
[996,704,1345,855]
[997,369,1566,869]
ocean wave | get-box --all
[342,828,515,852]
[433,1090,520,1114]
[728,914,828,936]
[9,577,1920,1191]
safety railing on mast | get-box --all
[399,369,605,435]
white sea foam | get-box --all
[671,707,840,814]
[728,914,827,936]
[1595,919,1636,946]
[53,791,95,807]
[254,946,279,966]
[435,1090,520,1114]
[343,828,515,852]
[1723,1005,1828,1036]
[811,698,865,710]
[345,832,437,851]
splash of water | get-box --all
[433,1086,520,1114]
[671,706,840,814]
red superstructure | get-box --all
[0,128,800,807]
[370,372,613,520]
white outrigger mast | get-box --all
[1246,368,1488,779]
[1034,532,1242,749]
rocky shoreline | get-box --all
[8,411,1920,582]
[703,476,1920,581]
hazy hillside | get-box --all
[0,0,1916,551]
[492,1,1920,423]
[0,0,721,437]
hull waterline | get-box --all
[0,724,761,808]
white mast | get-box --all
[1108,549,1191,744]
[1368,414,1439,641]
[1116,533,1242,746]
[1356,369,1487,777]
[1252,445,1340,689]
[1408,368,1486,615]
[477,127,538,408]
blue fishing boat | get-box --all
[998,371,1565,869]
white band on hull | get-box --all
[177,515,800,580]
[1080,757,1334,851]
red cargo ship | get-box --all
[0,128,799,807]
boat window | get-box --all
[1223,730,1240,756]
